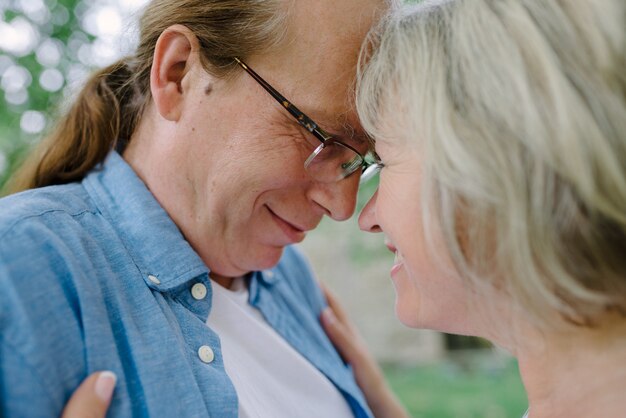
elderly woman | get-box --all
[322,0,626,417]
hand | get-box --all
[320,283,410,418]
[61,371,116,418]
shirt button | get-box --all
[148,274,161,285]
[264,270,275,279]
[198,346,215,364]
[191,283,207,300]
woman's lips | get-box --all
[266,206,306,243]
[385,239,404,277]
[390,251,404,277]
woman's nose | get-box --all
[358,189,382,233]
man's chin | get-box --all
[246,245,286,272]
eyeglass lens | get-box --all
[305,142,362,182]
[305,141,382,185]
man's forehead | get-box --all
[284,0,385,44]
[271,0,386,82]
[246,0,386,144]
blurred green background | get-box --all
[0,0,527,416]
[0,0,145,190]
[385,355,526,418]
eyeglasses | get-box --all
[234,58,383,185]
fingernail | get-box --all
[322,308,336,325]
[95,371,117,403]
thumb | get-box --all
[61,371,117,418]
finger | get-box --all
[319,282,350,324]
[321,307,361,364]
[61,371,117,418]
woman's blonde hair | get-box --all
[358,0,626,328]
[6,0,287,193]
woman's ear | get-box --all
[150,25,200,121]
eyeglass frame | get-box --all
[234,57,384,184]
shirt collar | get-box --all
[82,151,209,292]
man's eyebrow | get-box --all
[323,116,368,144]
[300,107,366,143]
[337,123,370,145]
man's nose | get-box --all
[358,189,382,233]
[308,173,360,221]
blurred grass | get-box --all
[382,354,527,418]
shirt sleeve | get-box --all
[0,223,87,417]
[0,341,63,417]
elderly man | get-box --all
[0,0,405,417]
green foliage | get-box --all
[384,356,528,418]
[0,0,90,190]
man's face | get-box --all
[168,0,385,277]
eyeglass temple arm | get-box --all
[234,58,331,143]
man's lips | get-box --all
[266,206,308,243]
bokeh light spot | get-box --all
[20,110,47,134]
[1,65,32,94]
[36,38,63,67]
[40,68,64,92]
[0,17,40,57]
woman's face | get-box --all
[358,133,474,334]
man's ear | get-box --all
[150,25,199,121]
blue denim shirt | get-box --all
[0,152,371,418]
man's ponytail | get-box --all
[7,59,143,192]
[6,0,287,194]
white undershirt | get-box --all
[206,278,354,418]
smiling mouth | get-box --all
[385,238,404,276]
[266,205,306,243]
